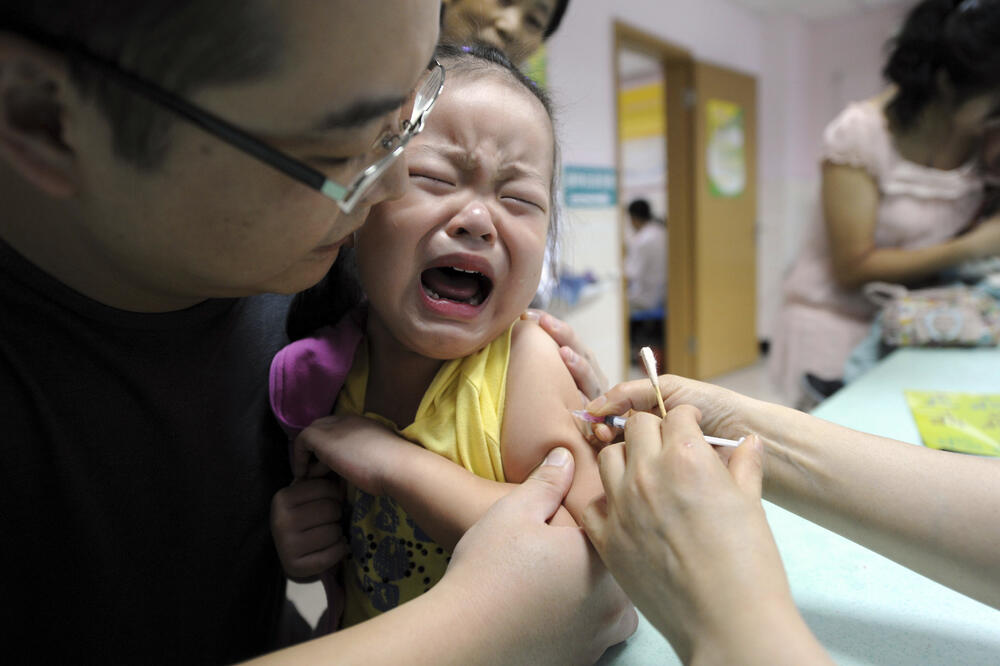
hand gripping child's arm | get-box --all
[292,411,577,552]
[500,318,605,523]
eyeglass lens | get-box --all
[338,64,444,213]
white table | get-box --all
[601,348,1000,664]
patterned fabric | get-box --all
[337,326,513,626]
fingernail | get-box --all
[543,447,571,467]
[521,311,540,322]
[586,396,607,413]
[751,434,763,453]
[559,346,578,363]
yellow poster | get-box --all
[706,99,746,198]
[904,390,1000,456]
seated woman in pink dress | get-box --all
[770,0,1000,407]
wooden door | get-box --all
[691,63,758,378]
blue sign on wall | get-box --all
[563,165,617,208]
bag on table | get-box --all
[863,282,1000,347]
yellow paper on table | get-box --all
[904,390,1000,456]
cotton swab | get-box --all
[639,346,667,418]
[571,410,744,447]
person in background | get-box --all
[770,0,1000,407]
[439,0,570,65]
[0,1,630,663]
[582,373,999,664]
[625,198,668,313]
[624,198,668,362]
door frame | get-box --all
[613,22,696,378]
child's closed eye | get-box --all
[410,172,456,188]
[501,192,547,213]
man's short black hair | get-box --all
[0,0,283,168]
[628,198,652,221]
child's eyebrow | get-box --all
[414,143,549,183]
[497,162,549,186]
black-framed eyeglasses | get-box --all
[7,24,445,214]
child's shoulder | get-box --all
[510,319,559,356]
[506,317,576,396]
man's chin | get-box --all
[249,253,341,296]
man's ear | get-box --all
[0,32,79,198]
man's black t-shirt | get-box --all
[1,241,295,664]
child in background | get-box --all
[269,45,607,629]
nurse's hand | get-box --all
[582,407,831,664]
[585,374,761,447]
[522,309,608,399]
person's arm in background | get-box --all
[587,376,1000,610]
[582,407,833,666]
[824,162,1000,289]
[250,450,637,665]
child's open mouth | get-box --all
[420,266,494,307]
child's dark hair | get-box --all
[286,43,561,341]
[884,0,1000,131]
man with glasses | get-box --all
[0,1,632,663]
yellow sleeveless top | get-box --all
[337,326,513,627]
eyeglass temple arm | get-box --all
[7,22,330,193]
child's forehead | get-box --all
[416,75,554,167]
[441,69,552,126]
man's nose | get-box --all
[366,154,409,206]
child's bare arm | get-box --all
[501,320,604,523]
[294,415,576,551]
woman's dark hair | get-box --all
[884,0,1000,130]
[286,42,562,341]
[545,0,571,38]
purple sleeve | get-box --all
[269,314,363,439]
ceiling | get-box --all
[727,0,908,20]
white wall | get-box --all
[545,0,910,382]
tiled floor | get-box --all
[287,358,787,628]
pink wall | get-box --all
[801,4,911,175]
